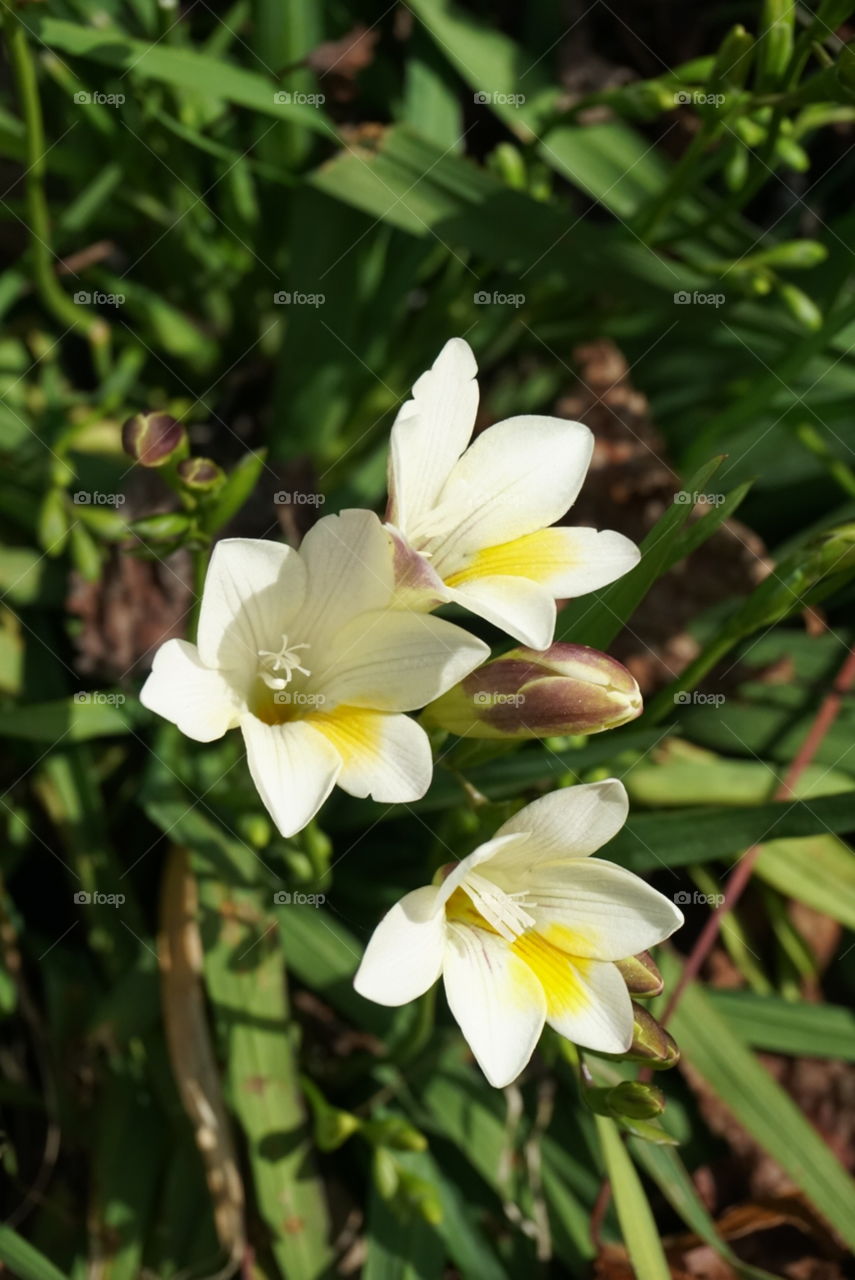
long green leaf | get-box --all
[664,969,855,1248]
[0,1228,71,1280]
[595,1117,670,1280]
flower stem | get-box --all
[2,7,111,374]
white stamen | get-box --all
[461,872,536,943]
[257,634,312,691]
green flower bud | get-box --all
[777,281,823,330]
[606,1080,666,1120]
[176,456,226,492]
[615,951,664,999]
[364,1114,428,1153]
[127,513,193,543]
[422,644,642,740]
[626,1003,680,1069]
[121,412,187,467]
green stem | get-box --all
[2,7,111,368]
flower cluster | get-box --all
[140,337,683,1086]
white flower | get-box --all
[386,338,640,649]
[354,780,683,1088]
[140,510,488,837]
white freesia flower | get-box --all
[354,780,683,1088]
[386,338,640,649]
[140,510,488,837]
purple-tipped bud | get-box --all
[422,644,642,740]
[121,412,186,467]
[176,456,225,492]
[615,951,664,999]
[625,1003,680,1069]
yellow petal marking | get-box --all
[307,704,383,765]
[443,528,576,588]
[446,888,591,1018]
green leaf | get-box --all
[0,694,142,742]
[663,967,855,1250]
[24,16,336,139]
[709,991,855,1059]
[0,1227,72,1280]
[754,833,855,929]
[605,790,855,873]
[595,1117,670,1280]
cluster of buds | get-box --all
[422,643,642,740]
[121,412,225,493]
[615,950,679,1069]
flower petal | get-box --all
[388,338,479,530]
[294,509,397,651]
[240,714,341,837]
[537,953,633,1054]
[310,708,433,802]
[491,779,629,862]
[520,859,684,960]
[386,523,450,610]
[425,416,593,571]
[354,885,446,1006]
[443,923,546,1087]
[444,526,640,598]
[446,575,556,649]
[196,538,306,672]
[140,639,241,741]
[315,610,489,711]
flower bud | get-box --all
[176,456,225,492]
[606,1080,665,1120]
[121,412,187,467]
[422,644,642,740]
[626,1003,680,1069]
[615,951,664,999]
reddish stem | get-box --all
[663,644,855,1024]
